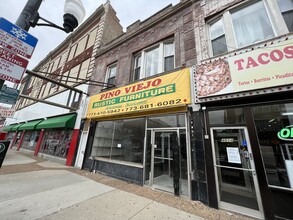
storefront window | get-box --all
[209,108,245,125]
[253,103,293,189]
[6,132,15,141]
[91,121,114,159]
[147,114,185,128]
[21,131,39,151]
[40,129,73,159]
[92,118,145,164]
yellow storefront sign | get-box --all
[86,68,191,119]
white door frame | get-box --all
[150,129,178,187]
[210,126,264,219]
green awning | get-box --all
[11,123,25,131]
[35,114,77,130]
[2,124,17,132]
[18,119,44,131]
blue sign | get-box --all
[0,85,19,105]
[0,17,38,58]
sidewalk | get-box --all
[0,149,254,220]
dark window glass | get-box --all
[209,108,245,125]
[164,56,174,72]
[106,65,117,85]
[107,76,115,85]
[164,43,174,72]
[252,103,293,189]
[212,36,228,56]
[277,0,293,32]
[210,19,228,56]
[134,68,140,80]
[134,56,141,80]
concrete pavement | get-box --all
[0,149,203,220]
[0,149,253,220]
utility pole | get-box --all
[1,0,86,110]
[13,0,42,94]
[15,0,42,31]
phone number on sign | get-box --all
[87,99,183,117]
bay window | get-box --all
[133,39,174,80]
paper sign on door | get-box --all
[226,147,241,164]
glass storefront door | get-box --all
[151,131,177,193]
[211,127,263,218]
[148,129,188,196]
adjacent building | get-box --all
[192,0,293,219]
[3,2,123,165]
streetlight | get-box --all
[15,0,86,32]
[7,0,86,108]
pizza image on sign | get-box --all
[196,59,231,97]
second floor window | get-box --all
[106,64,117,85]
[133,39,174,80]
[208,0,291,57]
[277,0,293,32]
[231,1,274,48]
[164,42,175,72]
[210,19,227,56]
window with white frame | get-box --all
[231,1,274,48]
[105,64,117,85]
[208,0,291,56]
[164,42,175,72]
[277,0,293,32]
[134,55,141,81]
[210,19,228,56]
[133,39,174,80]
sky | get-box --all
[0,0,180,71]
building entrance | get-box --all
[210,127,263,218]
[146,129,188,196]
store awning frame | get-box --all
[18,119,44,131]
[35,114,77,130]
[10,123,25,131]
[2,124,17,132]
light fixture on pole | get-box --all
[16,0,86,33]
[63,0,86,33]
